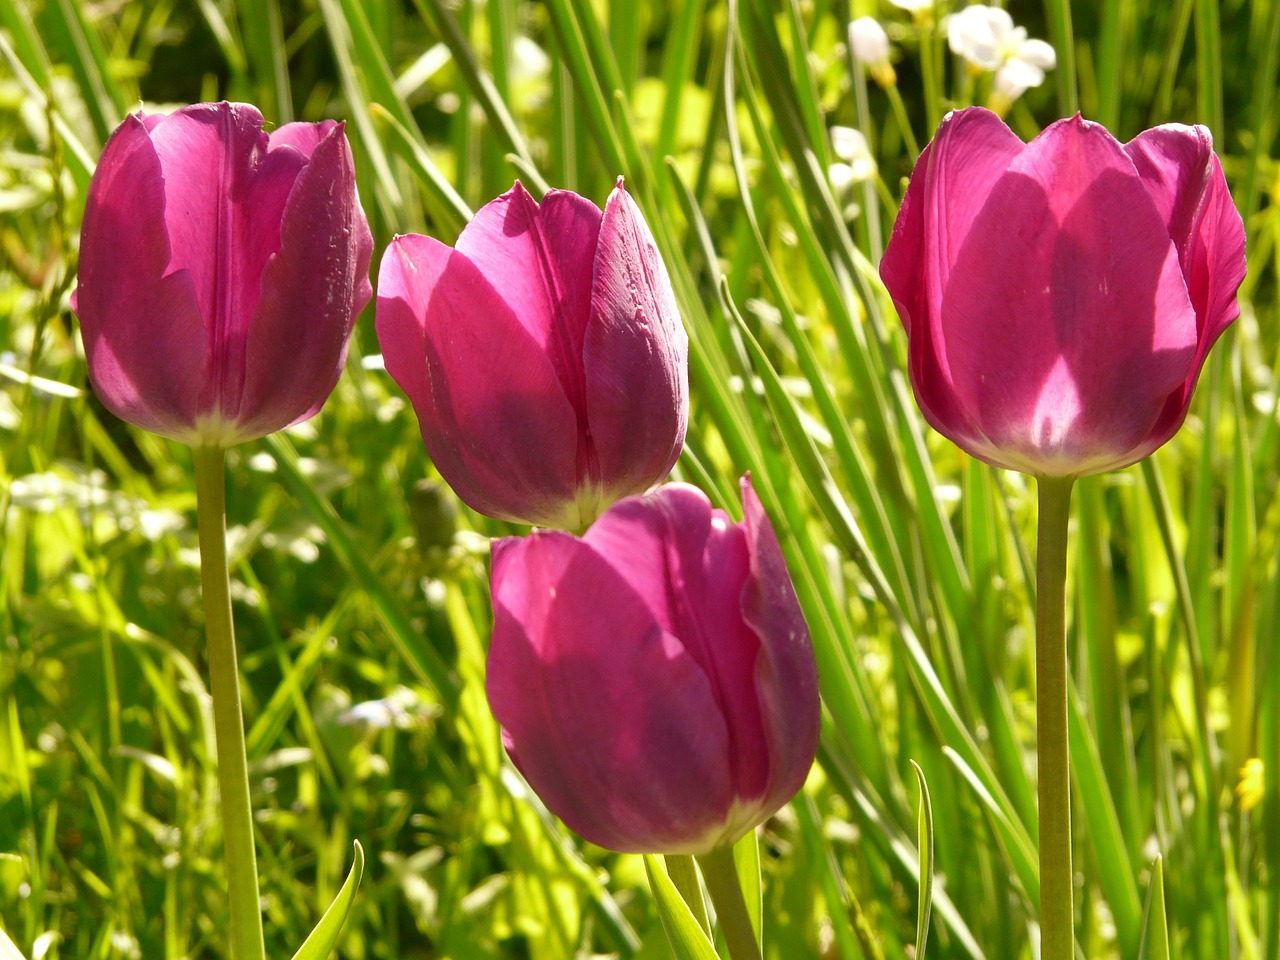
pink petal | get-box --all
[376,235,580,524]
[145,102,318,423]
[73,113,207,440]
[236,122,372,438]
[739,476,820,811]
[268,119,339,158]
[881,108,1025,436]
[938,115,1198,474]
[585,484,769,800]
[583,182,689,495]
[487,531,734,853]
[142,104,259,404]
[455,182,602,424]
[1125,125,1247,383]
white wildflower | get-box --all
[946,5,1056,112]
[848,17,897,87]
[829,126,877,184]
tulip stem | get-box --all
[697,845,762,960]
[194,445,266,960]
[1035,475,1075,960]
[665,854,711,935]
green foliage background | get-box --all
[2,0,1279,957]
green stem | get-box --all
[916,7,943,133]
[1035,476,1075,960]
[194,445,266,960]
[665,854,710,936]
[883,84,921,162]
[696,845,761,960]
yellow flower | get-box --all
[1237,758,1265,812]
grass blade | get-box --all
[288,841,364,960]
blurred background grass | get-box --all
[1,0,1279,957]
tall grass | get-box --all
[1,0,1278,957]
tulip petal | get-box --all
[585,484,768,799]
[145,102,332,428]
[1125,125,1247,369]
[376,235,581,524]
[583,183,689,496]
[939,116,1198,474]
[739,477,820,810]
[881,108,1025,437]
[73,114,207,440]
[142,104,258,403]
[455,183,602,420]
[237,123,373,439]
[267,119,337,157]
[487,532,734,853]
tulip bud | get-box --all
[880,108,1246,478]
[377,180,688,530]
[486,477,820,855]
[73,102,373,447]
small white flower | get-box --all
[829,126,877,182]
[946,5,1056,110]
[994,47,1053,101]
[848,17,890,65]
[948,5,1011,69]
[848,17,896,87]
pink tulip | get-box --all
[486,477,819,854]
[376,180,688,530]
[73,101,373,447]
[880,108,1246,477]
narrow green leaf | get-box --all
[1041,0,1079,114]
[46,0,124,144]
[264,434,459,704]
[288,841,365,960]
[369,103,471,236]
[411,0,551,195]
[724,278,1036,897]
[1193,0,1224,132]
[1067,683,1142,955]
[644,856,722,960]
[0,30,96,192]
[941,746,1040,907]
[1137,856,1170,960]
[654,0,704,163]
[541,0,627,177]
[910,761,935,960]
[235,0,292,121]
[733,829,762,945]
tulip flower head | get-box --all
[377,180,688,531]
[73,101,373,447]
[881,108,1246,478]
[486,477,820,854]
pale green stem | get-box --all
[194,445,266,960]
[1036,476,1075,960]
[665,854,710,936]
[883,84,921,161]
[696,845,761,960]
[916,8,944,132]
